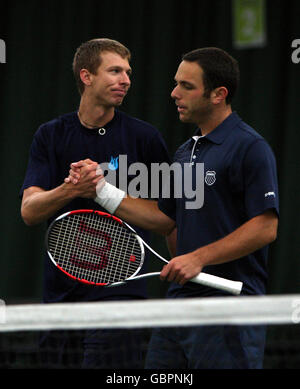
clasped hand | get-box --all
[64,159,104,198]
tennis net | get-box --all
[0,294,300,369]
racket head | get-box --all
[46,210,145,286]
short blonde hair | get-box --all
[72,38,131,95]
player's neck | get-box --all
[199,105,232,136]
[78,98,115,129]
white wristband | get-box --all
[94,181,126,214]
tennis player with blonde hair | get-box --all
[20,38,171,368]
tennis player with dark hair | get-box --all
[20,38,171,368]
[67,47,279,369]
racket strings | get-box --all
[48,213,142,284]
[48,218,141,283]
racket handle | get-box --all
[107,272,242,295]
[191,272,243,295]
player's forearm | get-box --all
[194,210,278,267]
[67,162,176,235]
[21,184,76,226]
[166,227,177,257]
[114,196,175,236]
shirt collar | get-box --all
[191,112,242,146]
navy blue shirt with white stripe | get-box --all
[20,109,170,303]
[159,112,279,297]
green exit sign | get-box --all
[233,0,266,49]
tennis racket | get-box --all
[46,209,243,295]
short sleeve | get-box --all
[157,163,177,221]
[144,130,171,166]
[243,140,279,219]
[19,126,51,196]
[143,130,172,200]
[158,197,177,221]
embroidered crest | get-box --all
[205,170,216,186]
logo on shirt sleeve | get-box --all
[205,171,216,186]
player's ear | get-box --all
[211,86,228,104]
[80,69,93,87]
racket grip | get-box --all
[190,272,243,295]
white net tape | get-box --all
[1,294,300,332]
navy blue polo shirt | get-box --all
[159,112,279,297]
[20,109,170,303]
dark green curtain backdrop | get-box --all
[0,0,299,303]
